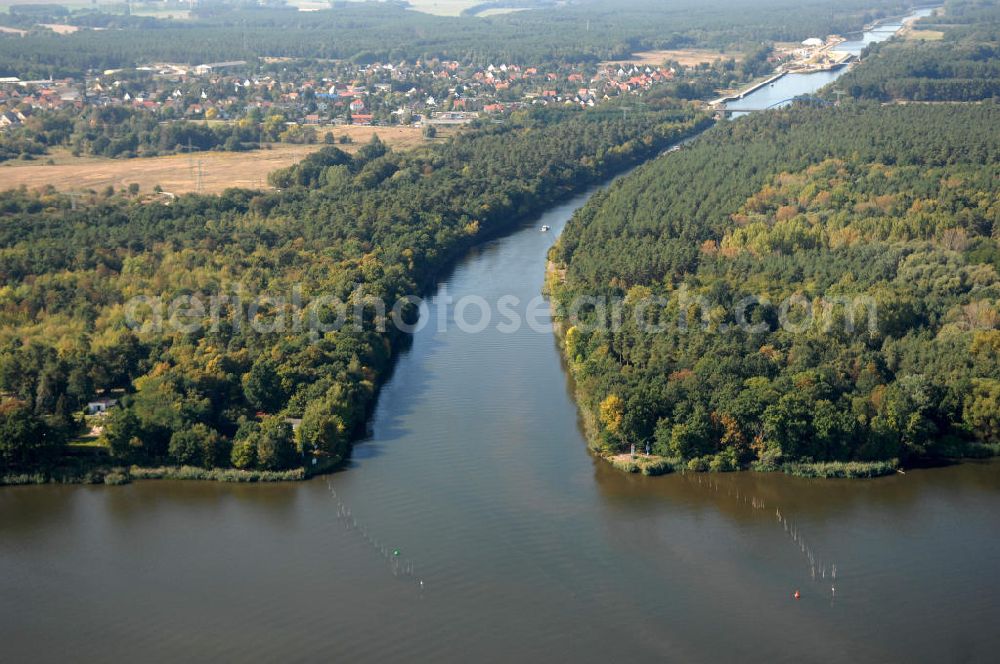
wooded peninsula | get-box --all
[1,0,997,483]
[0,103,708,483]
[550,0,1000,477]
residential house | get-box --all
[86,398,118,415]
[0,111,19,129]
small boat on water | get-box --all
[540,225,551,232]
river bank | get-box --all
[0,455,343,487]
[4,110,1000,660]
[713,5,940,114]
[2,112,715,488]
[605,453,905,478]
[545,107,997,480]
[546,269,912,481]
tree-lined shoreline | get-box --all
[549,101,999,476]
[0,104,711,485]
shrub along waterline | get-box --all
[0,455,342,486]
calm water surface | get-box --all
[2,180,999,663]
[727,7,937,114]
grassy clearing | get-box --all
[298,0,479,16]
[904,29,945,41]
[601,49,743,68]
[288,0,336,12]
[37,23,79,34]
[402,0,481,16]
[66,436,104,449]
[475,8,531,17]
[128,8,192,20]
[607,454,676,476]
[0,125,451,195]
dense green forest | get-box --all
[835,0,1000,101]
[550,103,1000,473]
[0,0,909,78]
[0,104,710,478]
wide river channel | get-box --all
[3,177,999,662]
[2,6,998,662]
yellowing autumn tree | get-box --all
[599,394,625,435]
[564,325,580,360]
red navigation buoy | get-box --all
[793,590,801,600]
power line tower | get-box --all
[178,138,201,191]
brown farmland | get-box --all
[0,125,448,195]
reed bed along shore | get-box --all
[1,456,341,486]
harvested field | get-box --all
[0,125,451,195]
[288,0,480,15]
[602,48,743,68]
[903,29,945,40]
[404,0,480,15]
[38,23,79,34]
